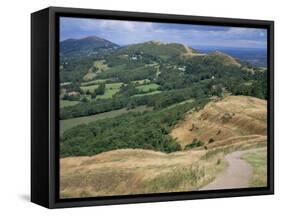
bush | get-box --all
[184,138,205,150]
[208,138,215,143]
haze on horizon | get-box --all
[60,17,267,49]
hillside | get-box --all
[60,95,267,198]
[170,96,267,149]
[60,35,119,57]
[60,148,218,197]
[116,41,199,60]
[206,51,241,66]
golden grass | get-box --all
[60,96,268,198]
[170,96,267,148]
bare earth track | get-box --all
[200,150,255,190]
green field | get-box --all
[96,82,123,99]
[60,100,80,108]
[60,105,152,134]
[133,90,162,97]
[80,84,99,93]
[81,79,110,86]
[136,83,160,92]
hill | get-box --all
[60,35,119,57]
[116,41,199,60]
[60,148,218,198]
[60,95,267,198]
[170,96,267,149]
[205,51,241,66]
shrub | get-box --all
[184,138,205,150]
[208,138,215,143]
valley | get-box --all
[59,35,268,198]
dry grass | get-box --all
[170,96,267,149]
[60,96,268,198]
[242,147,267,187]
[60,149,210,198]
[60,145,241,198]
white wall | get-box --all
[0,0,279,214]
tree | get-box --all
[94,83,106,95]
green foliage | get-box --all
[60,100,208,157]
[117,83,140,97]
[60,56,95,82]
[60,85,209,119]
[97,64,157,83]
[94,83,106,96]
[184,139,205,150]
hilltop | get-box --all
[60,35,119,56]
[115,41,199,60]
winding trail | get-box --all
[200,150,254,190]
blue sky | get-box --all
[60,17,267,49]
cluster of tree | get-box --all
[61,82,81,93]
[96,64,157,83]
[60,56,96,82]
[227,72,267,99]
[62,94,80,101]
[60,83,209,119]
[60,99,209,157]
[117,83,140,97]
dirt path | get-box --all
[200,150,254,190]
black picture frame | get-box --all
[31,6,274,209]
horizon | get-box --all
[60,35,268,51]
[60,17,267,49]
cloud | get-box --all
[60,17,267,48]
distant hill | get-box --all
[116,41,199,60]
[60,36,119,57]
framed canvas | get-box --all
[31,6,274,208]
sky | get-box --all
[60,17,267,49]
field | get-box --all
[60,100,80,108]
[96,82,123,99]
[136,83,160,92]
[60,105,152,134]
[132,90,162,97]
[80,84,99,93]
[60,148,224,197]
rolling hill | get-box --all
[116,40,200,60]
[60,96,267,198]
[170,95,267,149]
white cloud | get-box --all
[60,17,267,48]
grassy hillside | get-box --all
[171,96,267,149]
[60,148,224,198]
[60,96,267,198]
